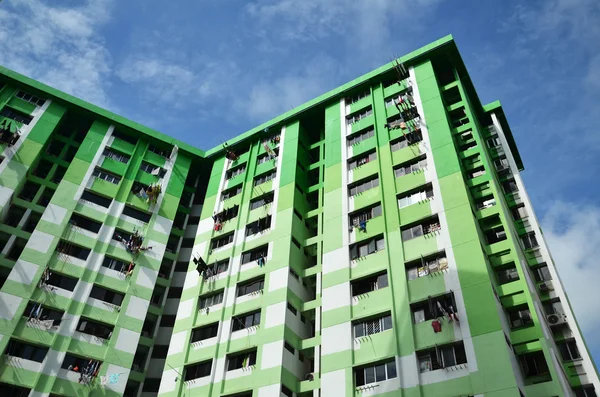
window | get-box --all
[348,151,376,170]
[241,244,268,264]
[206,259,229,277]
[89,285,124,306]
[496,264,520,285]
[69,213,102,233]
[199,290,224,309]
[55,240,91,260]
[160,315,176,327]
[112,130,138,145]
[257,148,279,164]
[80,190,112,208]
[77,317,114,339]
[226,164,246,180]
[486,136,501,148]
[287,303,297,316]
[184,360,212,381]
[45,271,78,291]
[167,287,182,299]
[511,205,527,220]
[191,323,219,343]
[518,350,549,377]
[249,192,274,210]
[350,235,385,260]
[494,156,510,172]
[181,238,195,248]
[92,167,121,184]
[4,339,48,363]
[254,170,276,186]
[210,232,234,250]
[396,157,428,180]
[349,203,382,226]
[140,161,166,177]
[349,176,379,196]
[142,379,161,393]
[406,251,448,280]
[351,272,388,296]
[237,277,265,297]
[148,144,171,158]
[122,205,152,223]
[228,350,257,370]
[411,293,455,323]
[347,107,373,125]
[23,302,64,321]
[417,342,467,372]
[102,148,130,164]
[398,184,433,209]
[284,342,294,354]
[232,310,261,331]
[531,263,551,282]
[0,106,33,124]
[485,227,507,245]
[476,195,496,210]
[222,184,242,200]
[245,215,272,236]
[353,313,392,338]
[390,130,423,151]
[18,180,41,202]
[0,383,31,397]
[507,305,533,329]
[4,339,49,362]
[214,205,239,223]
[354,359,397,387]
[574,385,597,397]
[558,339,581,361]
[502,179,518,194]
[61,354,102,371]
[281,386,293,397]
[151,345,169,359]
[521,232,539,250]
[467,166,486,179]
[346,90,369,105]
[401,217,440,241]
[347,128,375,146]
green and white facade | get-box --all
[0,36,597,397]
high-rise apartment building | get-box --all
[0,35,597,397]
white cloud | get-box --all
[0,0,114,107]
[245,0,441,58]
[541,200,600,354]
[240,55,338,120]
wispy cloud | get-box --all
[541,200,600,356]
[0,0,114,108]
[237,54,339,121]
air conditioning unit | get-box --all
[539,281,554,292]
[546,313,566,326]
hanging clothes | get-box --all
[431,320,442,333]
[359,220,367,232]
[257,256,265,267]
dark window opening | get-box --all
[122,205,151,223]
[56,240,91,260]
[77,317,114,339]
[351,272,388,297]
[4,339,48,363]
[69,213,102,233]
[80,190,112,208]
[241,244,268,265]
[245,215,272,236]
[89,285,124,306]
[191,323,219,343]
[184,360,212,381]
[232,310,261,331]
[411,293,456,323]
[237,277,265,297]
[199,290,224,309]
[227,350,257,370]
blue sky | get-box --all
[1,0,600,365]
